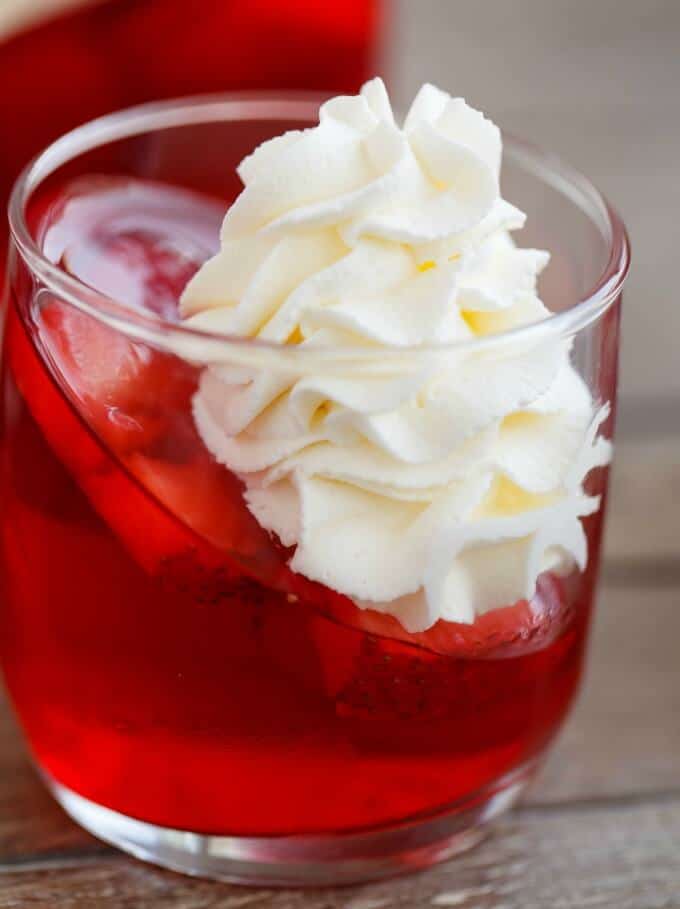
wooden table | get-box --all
[1,425,679,908]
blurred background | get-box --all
[1,0,678,437]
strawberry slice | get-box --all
[7,303,108,478]
[41,177,223,314]
[298,570,575,664]
[11,297,279,575]
[37,300,174,453]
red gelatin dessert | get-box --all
[0,84,627,884]
[0,175,603,834]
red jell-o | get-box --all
[0,173,596,834]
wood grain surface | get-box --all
[2,800,680,909]
[0,437,678,907]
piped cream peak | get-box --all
[180,78,610,631]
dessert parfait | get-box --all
[0,80,628,883]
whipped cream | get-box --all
[180,78,611,631]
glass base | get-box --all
[45,760,540,886]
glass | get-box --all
[0,96,629,885]
[0,0,381,273]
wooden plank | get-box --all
[604,438,680,564]
[1,799,680,908]
[527,586,680,805]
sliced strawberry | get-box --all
[122,450,286,582]
[7,304,109,478]
[329,576,584,755]
[35,299,197,456]
[41,178,222,310]
[8,296,283,585]
[293,570,575,661]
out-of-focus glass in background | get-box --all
[0,0,382,261]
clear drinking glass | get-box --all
[0,96,629,885]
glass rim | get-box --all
[7,90,630,365]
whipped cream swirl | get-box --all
[180,78,610,631]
